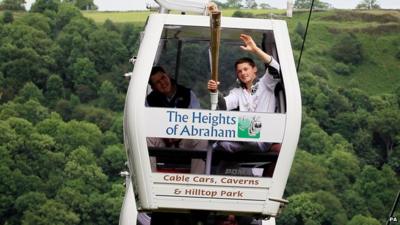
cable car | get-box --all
[120,0,301,224]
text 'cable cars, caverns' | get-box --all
[120,0,301,224]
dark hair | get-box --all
[234,57,256,70]
[148,66,166,85]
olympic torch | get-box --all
[208,3,221,110]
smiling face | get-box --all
[236,62,257,87]
[150,71,173,96]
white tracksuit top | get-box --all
[224,58,280,113]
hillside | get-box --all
[286,10,400,95]
[84,9,400,95]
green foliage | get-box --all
[244,0,257,9]
[325,150,360,192]
[356,0,381,10]
[87,28,129,72]
[294,0,331,9]
[18,13,52,34]
[232,10,254,18]
[103,19,118,32]
[54,120,103,155]
[367,107,400,163]
[68,57,97,87]
[71,105,114,131]
[295,22,305,37]
[347,215,380,225]
[310,64,328,78]
[30,0,60,13]
[0,0,26,11]
[55,2,82,33]
[15,82,45,103]
[225,0,243,8]
[331,33,363,65]
[353,165,399,220]
[3,10,14,23]
[300,122,332,154]
[54,99,74,121]
[333,62,352,75]
[286,151,334,194]
[65,0,97,10]
[21,200,80,225]
[291,32,303,50]
[0,23,60,98]
[45,74,65,106]
[100,145,126,177]
[98,80,118,109]
[121,23,140,54]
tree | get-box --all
[340,190,369,219]
[294,0,330,9]
[67,57,98,101]
[356,0,380,9]
[100,145,125,176]
[54,120,102,155]
[55,2,82,33]
[347,215,380,225]
[286,151,334,195]
[19,13,52,34]
[259,3,271,9]
[45,74,65,106]
[103,19,119,32]
[353,165,399,220]
[299,122,332,154]
[0,0,26,11]
[2,10,14,23]
[331,33,363,65]
[30,0,60,13]
[225,0,242,8]
[64,147,108,193]
[65,0,97,10]
[21,200,80,225]
[244,0,257,9]
[15,192,48,215]
[325,150,360,192]
[0,24,59,95]
[232,10,254,18]
[368,107,400,162]
[98,80,119,110]
[71,105,114,131]
[87,28,129,72]
[121,23,139,54]
[277,192,325,225]
[15,82,45,103]
[295,22,305,37]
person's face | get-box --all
[150,71,172,95]
[236,62,257,86]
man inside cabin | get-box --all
[208,34,281,154]
[146,66,208,173]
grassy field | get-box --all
[83,11,150,24]
[82,8,285,24]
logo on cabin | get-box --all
[237,117,261,139]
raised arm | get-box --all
[239,34,273,64]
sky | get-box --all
[24,0,400,11]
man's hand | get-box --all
[208,80,219,93]
[239,34,258,53]
[240,33,273,64]
[207,2,219,14]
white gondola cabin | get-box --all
[121,1,301,224]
